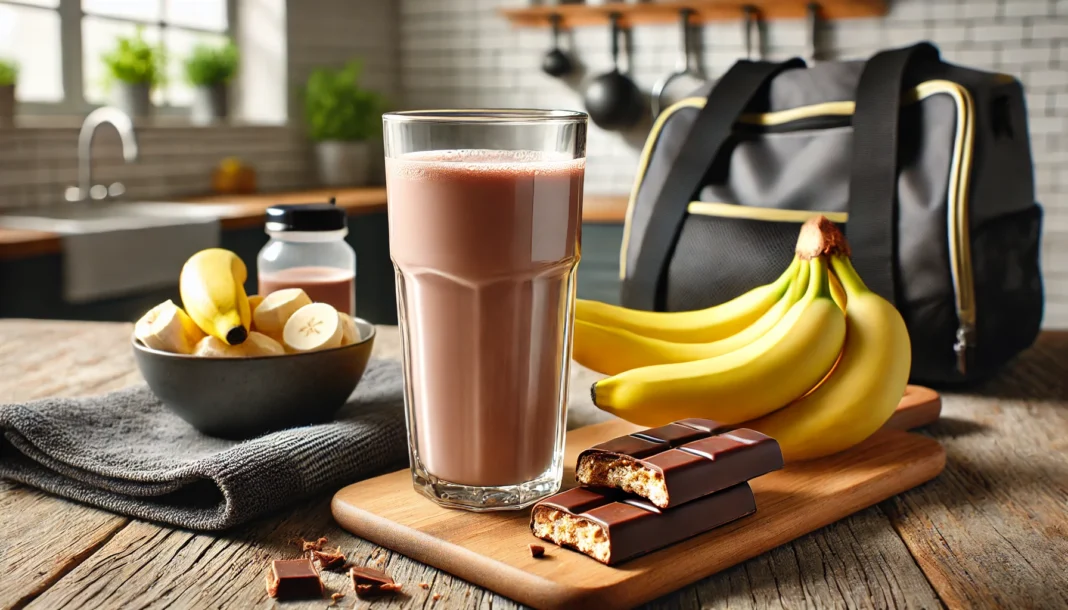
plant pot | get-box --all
[112,82,152,118]
[191,83,229,125]
[314,140,371,187]
[0,85,14,127]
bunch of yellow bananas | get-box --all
[575,217,911,462]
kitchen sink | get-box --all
[0,201,245,234]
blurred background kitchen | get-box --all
[0,0,1064,326]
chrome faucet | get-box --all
[65,107,140,203]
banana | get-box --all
[283,302,344,352]
[180,249,252,345]
[592,256,845,426]
[248,294,265,320]
[744,253,911,462]
[575,258,799,343]
[194,332,285,358]
[134,300,205,354]
[253,288,312,340]
[829,272,847,311]
[573,260,810,375]
[338,312,360,346]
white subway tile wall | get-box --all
[399,0,1068,327]
[0,0,400,210]
[0,126,309,208]
[0,0,1064,326]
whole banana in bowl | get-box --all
[179,248,252,346]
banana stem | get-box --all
[810,256,831,299]
[795,216,851,260]
[774,257,802,294]
[790,260,810,300]
[829,255,870,297]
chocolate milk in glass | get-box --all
[387,150,584,488]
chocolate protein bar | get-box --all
[530,483,755,565]
[576,421,783,508]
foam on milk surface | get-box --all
[390,149,585,182]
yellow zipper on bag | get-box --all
[620,80,978,371]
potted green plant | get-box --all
[304,61,386,186]
[101,29,163,118]
[0,58,16,127]
[184,39,238,125]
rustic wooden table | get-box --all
[1,319,1065,609]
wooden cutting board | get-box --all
[332,385,944,610]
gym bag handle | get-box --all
[847,42,942,304]
[622,57,807,310]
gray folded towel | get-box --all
[0,359,408,531]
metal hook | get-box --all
[806,3,820,63]
[677,8,695,71]
[742,6,759,61]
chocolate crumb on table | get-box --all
[293,536,330,553]
[265,558,323,599]
[312,546,347,570]
[528,543,546,558]
[433,593,442,601]
[419,582,430,589]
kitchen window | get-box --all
[0,0,234,114]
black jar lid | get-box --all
[265,199,346,232]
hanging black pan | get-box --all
[583,13,644,130]
[542,14,573,77]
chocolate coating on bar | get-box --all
[530,483,756,565]
[576,423,783,508]
[582,418,725,460]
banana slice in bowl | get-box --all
[132,315,376,439]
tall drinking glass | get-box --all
[383,110,587,511]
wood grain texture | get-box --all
[331,414,946,610]
[3,319,1067,610]
[0,481,128,610]
[884,333,1068,609]
[644,504,943,610]
[0,320,140,610]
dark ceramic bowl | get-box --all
[132,318,375,439]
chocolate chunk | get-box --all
[265,558,323,599]
[528,543,545,558]
[577,424,783,508]
[530,483,756,565]
[352,565,402,598]
[350,565,394,587]
[312,547,346,571]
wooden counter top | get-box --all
[0,188,629,260]
[2,319,1066,608]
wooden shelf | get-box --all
[501,1,886,27]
